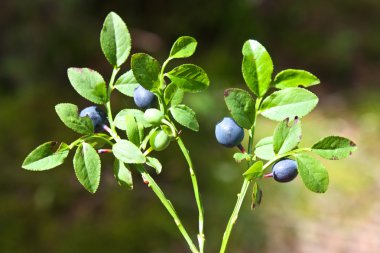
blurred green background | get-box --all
[1,0,379,252]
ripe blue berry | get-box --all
[215,117,244,147]
[79,106,108,133]
[272,159,298,183]
[133,85,156,109]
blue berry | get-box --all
[272,159,298,183]
[79,106,108,133]
[215,117,244,147]
[133,85,156,109]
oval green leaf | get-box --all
[170,104,199,131]
[254,136,275,161]
[112,140,146,164]
[274,69,320,89]
[166,64,209,93]
[242,40,273,97]
[243,161,263,181]
[164,83,184,106]
[67,68,107,104]
[131,53,161,91]
[125,114,140,146]
[146,156,162,174]
[311,136,357,160]
[22,142,69,171]
[114,70,139,97]
[113,159,133,189]
[73,142,101,194]
[260,87,319,121]
[100,12,131,67]
[55,103,94,134]
[169,36,197,59]
[296,153,329,193]
[224,88,256,129]
[273,118,302,154]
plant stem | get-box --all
[176,137,205,253]
[160,58,170,88]
[219,98,262,253]
[135,164,200,253]
[106,67,120,135]
[219,178,250,253]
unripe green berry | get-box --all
[150,130,171,151]
[144,108,164,125]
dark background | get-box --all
[0,0,379,252]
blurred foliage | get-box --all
[0,0,379,252]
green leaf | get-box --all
[296,153,329,193]
[260,87,319,121]
[114,109,151,130]
[146,156,162,174]
[164,83,184,106]
[274,69,320,89]
[114,70,139,97]
[243,161,263,181]
[73,143,101,193]
[100,12,131,67]
[273,118,302,154]
[113,159,133,189]
[112,140,146,164]
[125,114,140,146]
[166,64,209,93]
[67,68,107,104]
[311,136,357,160]
[224,88,256,129]
[55,103,94,134]
[169,36,197,59]
[254,137,275,161]
[233,153,252,163]
[22,142,69,171]
[137,122,145,144]
[251,182,263,210]
[242,40,273,97]
[171,89,184,106]
[170,104,199,131]
[131,53,161,91]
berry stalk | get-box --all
[105,67,120,136]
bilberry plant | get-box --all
[22,12,357,253]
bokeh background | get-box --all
[1,0,379,252]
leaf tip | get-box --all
[223,89,232,97]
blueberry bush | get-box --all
[22,12,357,253]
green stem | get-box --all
[106,67,120,135]
[219,98,261,253]
[143,146,154,156]
[135,164,200,253]
[160,58,170,88]
[177,137,205,253]
[219,178,250,253]
[68,138,84,150]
